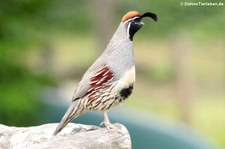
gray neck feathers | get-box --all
[102,23,135,79]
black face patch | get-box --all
[119,84,133,99]
[129,22,142,41]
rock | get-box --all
[0,123,131,149]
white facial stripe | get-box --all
[123,16,140,24]
[126,23,131,37]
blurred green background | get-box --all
[0,0,224,148]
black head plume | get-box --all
[125,11,157,41]
[140,12,158,22]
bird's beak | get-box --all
[140,21,145,26]
[140,12,158,22]
[134,21,145,28]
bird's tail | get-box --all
[53,99,83,135]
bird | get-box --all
[53,10,157,135]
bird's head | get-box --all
[121,11,157,41]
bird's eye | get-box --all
[133,18,141,22]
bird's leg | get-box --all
[103,111,112,129]
[100,111,120,131]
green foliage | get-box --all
[0,62,55,126]
[0,43,56,126]
[0,0,57,126]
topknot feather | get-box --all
[121,11,141,22]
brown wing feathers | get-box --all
[86,65,114,98]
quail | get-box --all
[53,11,157,135]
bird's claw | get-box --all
[101,112,122,133]
[101,122,122,133]
[105,123,120,131]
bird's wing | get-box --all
[72,62,115,101]
[54,62,116,135]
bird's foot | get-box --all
[100,111,122,132]
[105,122,122,131]
[100,121,122,132]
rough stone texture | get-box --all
[0,123,131,149]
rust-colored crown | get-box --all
[121,11,141,22]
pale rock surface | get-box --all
[0,123,131,149]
